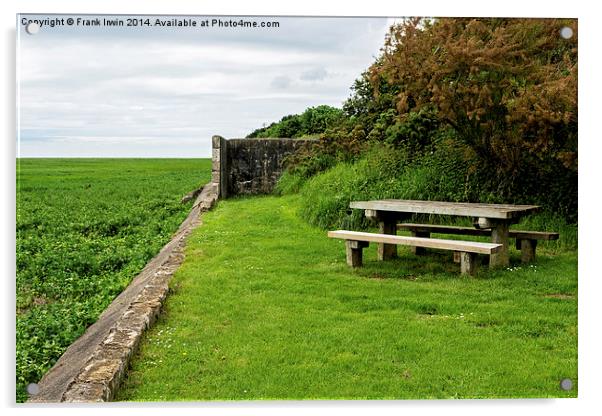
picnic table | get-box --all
[349,199,541,268]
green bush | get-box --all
[247,105,345,139]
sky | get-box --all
[17,15,397,158]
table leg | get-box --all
[517,239,537,263]
[489,221,510,268]
[378,218,397,260]
[365,210,407,261]
[411,231,430,255]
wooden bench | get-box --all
[396,223,559,263]
[328,230,502,275]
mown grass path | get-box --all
[16,158,211,402]
[118,195,577,400]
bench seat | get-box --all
[396,223,559,262]
[328,230,502,275]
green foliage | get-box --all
[247,105,345,138]
[298,142,478,230]
[273,119,367,183]
[299,160,372,230]
[382,109,440,153]
[375,18,577,174]
[274,171,307,195]
[343,69,399,131]
[15,158,211,402]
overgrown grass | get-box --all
[274,170,307,195]
[293,149,577,251]
[16,158,211,402]
[117,195,577,401]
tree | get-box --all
[371,18,577,186]
[247,105,345,139]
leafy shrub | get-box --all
[281,121,369,180]
[247,105,345,138]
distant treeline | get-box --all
[247,105,344,139]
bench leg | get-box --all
[345,240,368,268]
[460,252,479,276]
[411,231,430,255]
[453,251,461,263]
[489,222,510,268]
[517,238,537,263]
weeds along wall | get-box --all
[211,135,314,198]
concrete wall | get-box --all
[211,135,227,197]
[211,135,314,198]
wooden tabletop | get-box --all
[349,199,540,220]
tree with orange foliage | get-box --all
[371,18,577,194]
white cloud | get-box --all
[18,15,393,157]
[270,75,292,89]
[300,67,329,81]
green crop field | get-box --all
[15,158,211,402]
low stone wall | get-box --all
[28,185,218,403]
[211,135,314,198]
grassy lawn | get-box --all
[117,194,577,401]
[16,158,211,402]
